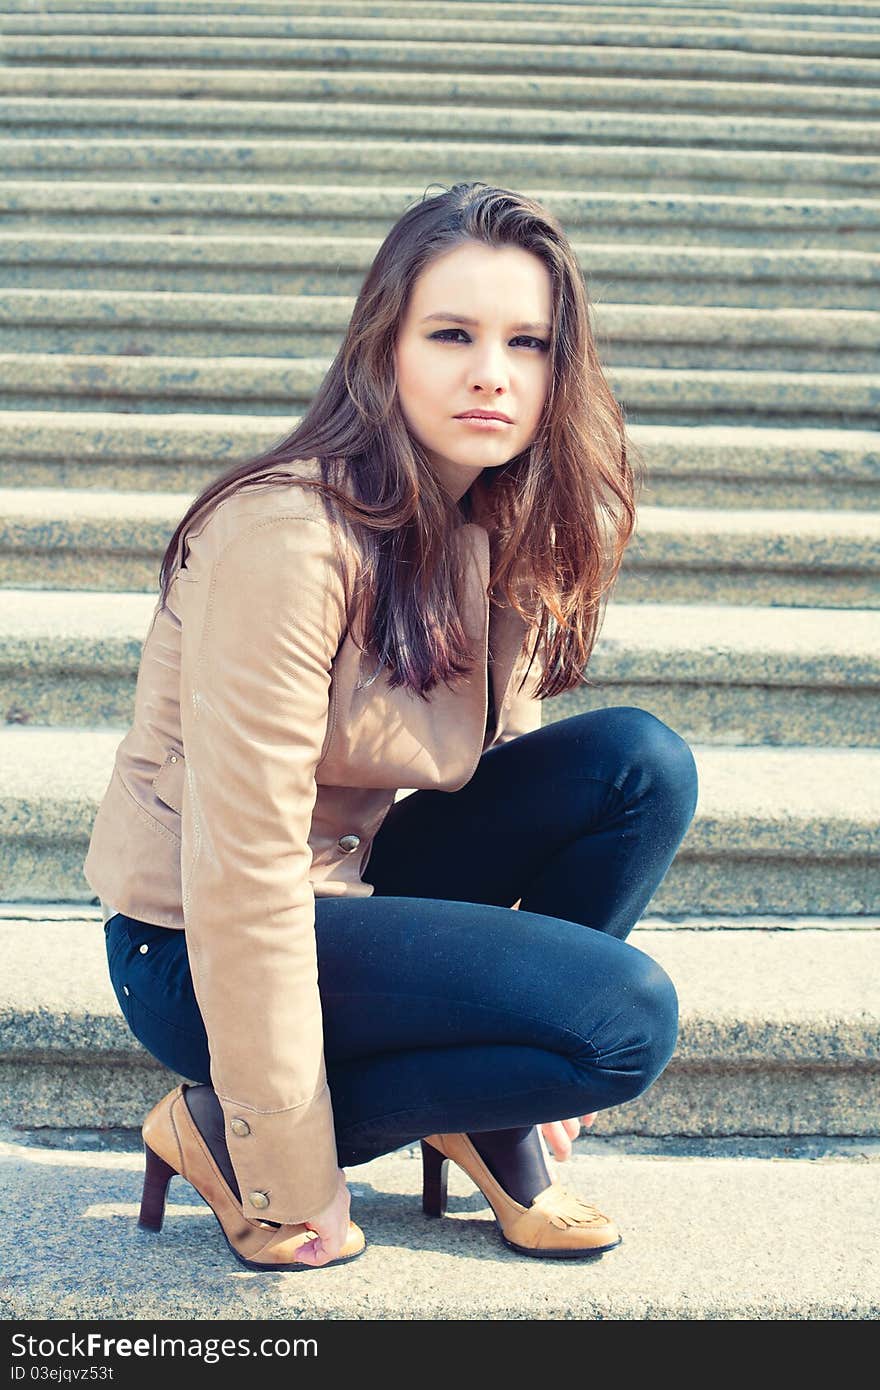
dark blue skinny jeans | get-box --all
[105,706,699,1168]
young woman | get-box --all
[85,182,698,1271]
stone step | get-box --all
[1,137,874,199]
[7,0,880,20]
[3,588,878,744]
[2,1122,876,1319]
[3,293,878,373]
[1,916,877,1137]
[1,413,876,507]
[6,11,880,62]
[5,97,879,155]
[4,489,878,607]
[4,62,879,121]
[581,604,880,743]
[1,728,877,914]
[633,424,880,507]
[621,506,880,606]
[4,181,876,250]
[1,353,876,427]
[5,233,877,309]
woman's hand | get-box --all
[540,1113,597,1163]
[291,1168,352,1266]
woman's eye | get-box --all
[429,329,548,351]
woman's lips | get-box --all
[454,416,512,430]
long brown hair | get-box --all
[157,181,641,700]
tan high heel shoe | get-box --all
[139,1083,366,1270]
[421,1132,621,1258]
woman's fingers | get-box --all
[292,1234,323,1265]
[540,1119,577,1161]
[540,1115,595,1161]
[291,1171,352,1265]
[539,1121,563,1159]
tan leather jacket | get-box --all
[83,461,542,1223]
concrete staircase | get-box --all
[1,0,878,1320]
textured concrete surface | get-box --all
[6,920,879,1063]
[624,505,880,607]
[7,59,878,122]
[4,592,878,742]
[633,424,880,508]
[5,234,879,308]
[3,184,875,249]
[8,1056,876,1138]
[3,293,879,372]
[3,136,875,202]
[634,506,880,569]
[1,920,877,1133]
[3,493,879,603]
[1,1131,877,1319]
[570,682,880,749]
[619,570,880,609]
[3,354,877,427]
[5,23,880,84]
[5,726,880,847]
[1,414,876,505]
[2,729,877,911]
[7,7,880,61]
[597,602,880,685]
[7,96,879,157]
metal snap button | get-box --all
[170,755,178,763]
[123,985,129,996]
[230,1118,251,1138]
[248,1191,270,1210]
[338,834,361,853]
[139,943,149,954]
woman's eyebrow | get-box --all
[420,311,551,333]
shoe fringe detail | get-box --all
[421,1132,621,1256]
[531,1183,614,1229]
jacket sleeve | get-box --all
[177,511,349,1224]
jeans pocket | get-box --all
[121,915,173,950]
[105,917,211,1083]
[104,914,130,975]
[105,915,167,1021]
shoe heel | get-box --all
[139,1142,177,1231]
[420,1140,449,1218]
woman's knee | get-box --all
[636,954,679,1092]
[592,948,680,1104]
[591,706,699,826]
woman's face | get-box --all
[394,239,553,503]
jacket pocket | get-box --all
[152,747,185,815]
